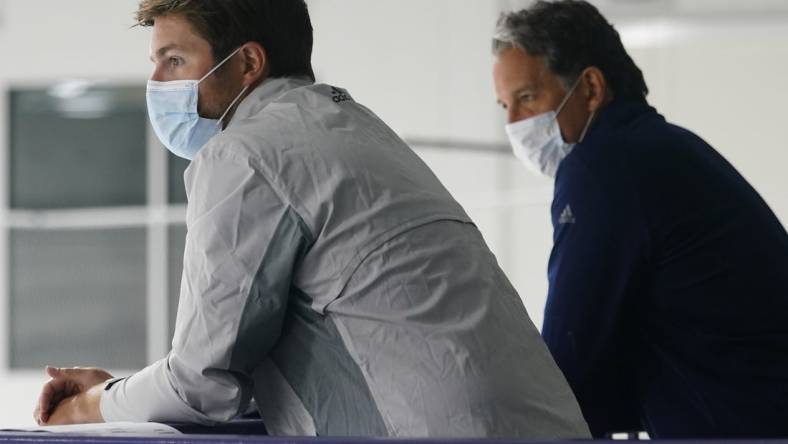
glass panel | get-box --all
[167,224,187,339]
[10,84,147,209]
[168,155,190,204]
[10,228,147,369]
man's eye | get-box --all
[169,57,183,67]
[519,94,534,102]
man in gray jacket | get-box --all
[33,0,589,438]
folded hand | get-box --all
[34,366,113,425]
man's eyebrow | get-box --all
[515,84,538,93]
[510,85,538,98]
[150,44,182,62]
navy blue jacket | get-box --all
[543,99,788,439]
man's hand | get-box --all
[34,366,114,425]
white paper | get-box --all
[1,422,182,436]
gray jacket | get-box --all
[101,78,590,439]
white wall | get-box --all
[0,0,787,428]
[0,0,150,82]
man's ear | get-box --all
[580,66,610,113]
[239,42,268,86]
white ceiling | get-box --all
[607,0,788,18]
[502,0,788,21]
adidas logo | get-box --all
[559,204,576,225]
[331,87,351,103]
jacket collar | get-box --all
[586,98,657,139]
[228,76,314,127]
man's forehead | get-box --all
[151,43,186,56]
[149,14,206,55]
[497,52,547,86]
[500,47,546,72]
[515,50,550,79]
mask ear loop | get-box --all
[199,46,244,83]
[557,70,597,143]
[578,110,596,143]
[195,46,249,128]
[555,75,583,117]
[216,85,250,128]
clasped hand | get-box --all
[33,366,114,425]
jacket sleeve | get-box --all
[542,157,648,437]
[100,147,313,424]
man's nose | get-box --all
[149,65,165,82]
[508,108,525,125]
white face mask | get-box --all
[146,47,249,160]
[505,77,595,178]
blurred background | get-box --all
[0,0,786,427]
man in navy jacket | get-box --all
[492,0,788,439]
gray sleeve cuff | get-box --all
[100,358,215,424]
[103,377,126,392]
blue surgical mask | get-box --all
[505,77,594,178]
[147,47,249,160]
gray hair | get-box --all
[492,9,578,90]
[491,1,649,101]
[491,13,525,56]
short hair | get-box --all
[493,0,648,101]
[136,0,315,81]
